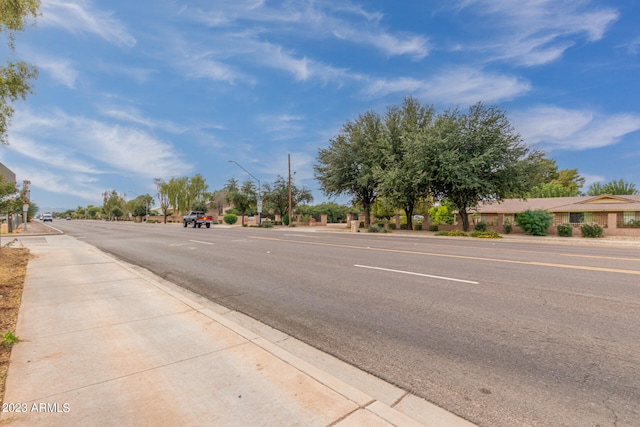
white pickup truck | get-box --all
[182,211,212,228]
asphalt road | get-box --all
[47,220,640,427]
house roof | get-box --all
[472,195,640,214]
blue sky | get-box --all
[1,0,639,213]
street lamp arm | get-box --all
[228,160,262,224]
[227,160,260,188]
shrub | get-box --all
[448,229,468,237]
[368,224,389,233]
[435,230,450,236]
[1,331,19,348]
[515,210,553,236]
[223,213,237,225]
[388,223,397,230]
[282,214,290,226]
[474,221,487,232]
[400,223,408,230]
[502,219,512,234]
[260,221,273,228]
[581,223,604,238]
[470,229,502,238]
[428,224,439,232]
[557,223,573,237]
[414,223,422,231]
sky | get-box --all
[1,0,639,213]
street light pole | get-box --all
[22,180,31,231]
[228,160,261,225]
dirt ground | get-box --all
[0,247,30,405]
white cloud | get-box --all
[99,106,186,134]
[511,106,640,150]
[164,34,249,84]
[364,68,531,105]
[182,1,428,59]
[456,0,619,66]
[7,136,101,174]
[11,108,192,179]
[618,37,640,55]
[581,173,606,187]
[257,114,306,139]
[31,55,78,88]
[11,165,102,201]
[40,0,136,48]
[251,41,353,84]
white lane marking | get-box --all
[354,264,479,284]
[189,240,214,245]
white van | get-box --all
[42,213,53,222]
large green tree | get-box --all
[1,0,39,145]
[376,97,435,230]
[187,173,209,212]
[528,182,579,198]
[262,175,313,217]
[586,179,638,196]
[0,174,18,211]
[127,194,154,219]
[102,190,125,220]
[527,158,584,197]
[429,103,543,231]
[166,176,189,215]
[154,178,171,223]
[315,111,385,227]
[224,178,253,226]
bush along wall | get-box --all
[581,223,604,238]
[557,223,573,237]
[515,210,553,236]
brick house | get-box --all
[469,194,640,236]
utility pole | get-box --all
[288,154,292,227]
[22,180,31,231]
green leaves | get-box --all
[1,0,40,145]
[586,179,638,196]
[515,210,553,236]
[316,100,542,231]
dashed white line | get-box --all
[189,240,214,245]
[354,264,479,284]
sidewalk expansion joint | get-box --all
[391,390,410,408]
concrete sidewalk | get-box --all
[1,232,474,426]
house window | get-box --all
[623,212,640,223]
[556,212,570,225]
[569,212,584,224]
[622,212,640,227]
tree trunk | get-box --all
[405,204,414,230]
[459,206,470,231]
[363,202,371,227]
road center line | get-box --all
[354,264,479,284]
[251,236,640,276]
[189,240,214,245]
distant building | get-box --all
[0,162,16,183]
[0,163,16,184]
[470,194,640,237]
